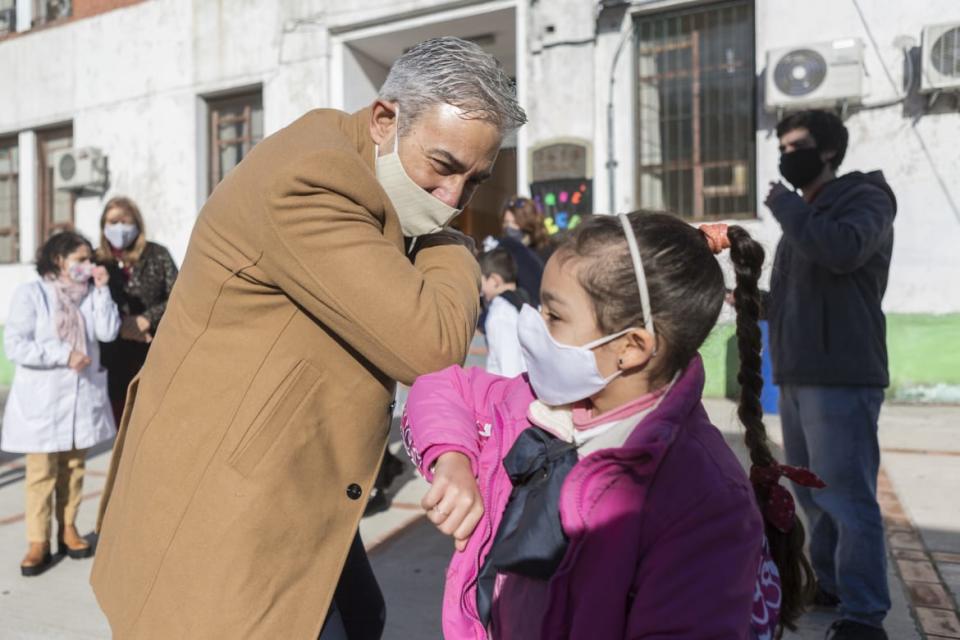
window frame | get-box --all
[633,0,757,221]
[206,89,263,194]
[30,0,71,29]
[36,124,75,241]
[0,134,19,264]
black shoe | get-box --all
[20,543,53,577]
[57,541,94,559]
[363,488,390,517]
[376,451,405,492]
[825,620,888,640]
[812,586,841,608]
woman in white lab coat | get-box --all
[1,231,120,576]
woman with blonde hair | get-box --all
[95,196,178,421]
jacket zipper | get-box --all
[460,411,506,639]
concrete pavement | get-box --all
[0,386,958,638]
[367,397,960,640]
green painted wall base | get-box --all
[2,315,959,403]
[699,314,960,404]
[0,327,12,387]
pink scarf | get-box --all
[49,277,89,356]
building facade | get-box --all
[1,0,958,398]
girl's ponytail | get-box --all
[704,224,820,636]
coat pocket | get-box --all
[228,360,322,477]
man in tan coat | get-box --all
[91,37,526,639]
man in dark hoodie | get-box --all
[765,110,896,640]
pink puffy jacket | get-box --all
[401,356,781,639]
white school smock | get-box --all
[1,279,120,453]
[484,295,526,378]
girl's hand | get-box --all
[92,265,110,288]
[421,451,484,552]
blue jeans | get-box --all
[779,385,890,627]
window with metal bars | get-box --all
[634,0,756,221]
[0,136,18,263]
[37,125,75,241]
[207,90,264,195]
[31,0,70,27]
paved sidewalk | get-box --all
[0,386,958,638]
[367,398,960,640]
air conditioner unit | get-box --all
[765,39,865,111]
[53,147,108,193]
[921,22,960,92]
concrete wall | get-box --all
[0,0,329,322]
[563,0,960,315]
[754,0,960,314]
[1,0,958,394]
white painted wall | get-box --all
[1,0,958,327]
[0,0,329,323]
[752,0,960,314]
[568,0,960,314]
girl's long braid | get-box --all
[728,226,816,636]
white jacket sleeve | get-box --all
[484,299,526,378]
[3,284,72,368]
[90,285,121,342]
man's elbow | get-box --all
[406,340,471,383]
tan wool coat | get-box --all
[90,108,480,639]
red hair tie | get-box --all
[750,463,826,533]
[700,223,730,254]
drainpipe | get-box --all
[606,23,634,215]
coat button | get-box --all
[346,484,363,500]
[388,401,396,413]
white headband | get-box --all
[617,213,656,348]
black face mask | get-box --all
[779,147,825,190]
[503,227,525,242]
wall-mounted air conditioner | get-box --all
[921,22,960,92]
[53,147,108,194]
[765,39,865,111]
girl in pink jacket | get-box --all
[401,212,823,639]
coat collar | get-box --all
[345,107,376,174]
[342,106,405,250]
[621,355,705,450]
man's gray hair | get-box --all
[379,36,527,136]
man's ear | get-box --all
[821,148,837,165]
[369,100,399,149]
[617,328,657,372]
[490,273,505,289]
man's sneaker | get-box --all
[812,587,841,608]
[825,620,888,640]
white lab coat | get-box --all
[1,279,120,453]
[484,295,527,378]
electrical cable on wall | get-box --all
[851,0,960,225]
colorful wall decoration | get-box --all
[530,179,593,235]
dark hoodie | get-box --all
[767,171,897,387]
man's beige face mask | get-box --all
[375,108,462,239]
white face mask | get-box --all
[104,222,139,250]
[518,305,633,406]
[517,213,657,407]
[375,108,461,238]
